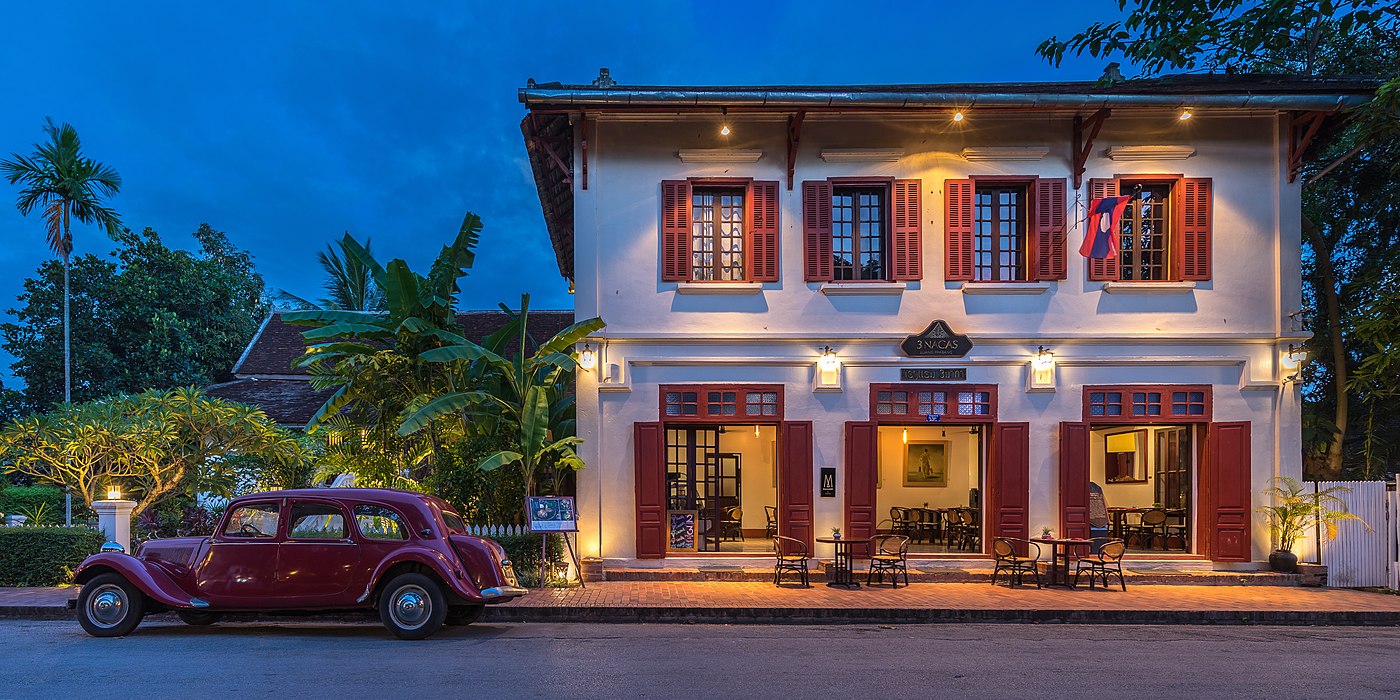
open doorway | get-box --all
[873,424,984,554]
[665,424,777,553]
[1088,424,1195,553]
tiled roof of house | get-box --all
[204,379,336,427]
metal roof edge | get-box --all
[230,312,273,376]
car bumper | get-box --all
[480,585,528,602]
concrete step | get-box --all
[601,564,1300,586]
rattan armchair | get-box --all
[991,537,1042,589]
[763,505,778,539]
[720,506,744,541]
[1074,538,1127,590]
[1129,509,1168,549]
[866,535,911,588]
[772,535,810,587]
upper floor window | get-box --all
[946,177,1066,282]
[803,179,921,282]
[1088,176,1213,283]
[661,179,779,283]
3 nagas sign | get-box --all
[900,320,972,358]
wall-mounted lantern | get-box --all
[1281,343,1308,383]
[577,344,597,371]
[816,345,842,391]
[1028,345,1056,391]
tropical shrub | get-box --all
[0,484,67,520]
[493,533,566,588]
[0,526,104,586]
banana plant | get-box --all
[398,294,603,504]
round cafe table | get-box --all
[816,537,867,588]
[1033,537,1094,588]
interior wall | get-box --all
[715,425,777,531]
[875,425,980,515]
[1088,425,1193,509]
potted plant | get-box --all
[831,527,842,540]
[1258,477,1367,573]
[1040,526,1054,540]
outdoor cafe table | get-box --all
[1034,537,1093,589]
[816,537,866,589]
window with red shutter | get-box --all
[1088,176,1213,283]
[802,180,833,281]
[1034,178,1068,280]
[802,179,920,283]
[945,179,975,281]
[1180,178,1212,280]
[661,180,691,281]
[1087,178,1121,281]
[748,180,781,282]
[891,179,922,281]
[662,178,780,283]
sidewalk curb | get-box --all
[7,605,1398,626]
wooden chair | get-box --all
[763,506,778,539]
[951,509,981,552]
[866,535,911,588]
[1129,509,1168,549]
[772,536,810,587]
[1074,538,1127,590]
[890,507,916,538]
[991,537,1042,589]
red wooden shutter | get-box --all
[844,422,878,541]
[989,422,1030,553]
[1034,178,1068,280]
[661,180,691,282]
[1207,421,1252,562]
[1087,178,1120,281]
[779,420,814,550]
[1180,177,1212,281]
[801,181,833,281]
[634,422,666,559]
[944,179,975,281]
[747,180,780,282]
[1059,422,1091,539]
[891,179,923,281]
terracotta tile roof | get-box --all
[203,379,334,427]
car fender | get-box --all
[72,553,208,609]
[359,546,485,605]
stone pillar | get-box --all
[93,500,136,552]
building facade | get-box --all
[520,74,1371,567]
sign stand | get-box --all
[527,496,584,589]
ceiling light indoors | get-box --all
[1179,109,1193,121]
[952,110,965,122]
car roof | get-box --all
[233,488,449,511]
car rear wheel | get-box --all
[379,573,447,640]
[77,573,145,638]
[176,610,222,626]
[445,604,484,626]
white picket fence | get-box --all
[464,523,531,538]
[1391,476,1400,591]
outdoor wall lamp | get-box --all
[1028,345,1056,391]
[1282,343,1308,383]
[578,344,597,371]
[818,346,839,372]
[816,346,841,392]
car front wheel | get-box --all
[445,604,484,626]
[379,573,447,640]
[77,573,146,638]
[176,610,222,626]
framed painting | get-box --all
[903,441,949,487]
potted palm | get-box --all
[1258,477,1366,573]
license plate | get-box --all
[501,564,519,587]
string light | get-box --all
[952,110,965,122]
[1179,109,1193,121]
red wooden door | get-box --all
[1059,422,1091,539]
[634,422,666,559]
[989,423,1030,551]
[844,422,878,541]
[779,421,815,549]
[1207,421,1252,562]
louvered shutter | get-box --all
[802,180,833,282]
[1087,178,1120,281]
[891,179,923,281]
[1180,178,1212,281]
[944,179,975,281]
[747,180,780,282]
[661,180,691,282]
[634,422,666,559]
[1034,178,1068,280]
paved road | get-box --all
[4,618,1399,698]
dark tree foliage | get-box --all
[1,225,268,409]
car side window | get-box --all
[288,502,348,539]
[354,505,409,541]
[222,503,280,538]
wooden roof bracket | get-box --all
[530,113,573,186]
[1072,108,1111,190]
[1288,110,1328,183]
[786,110,806,190]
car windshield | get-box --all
[439,510,467,534]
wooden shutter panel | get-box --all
[1180,177,1213,280]
[891,179,923,281]
[747,180,780,282]
[990,422,1030,553]
[1207,421,1252,562]
[944,179,975,281]
[1087,178,1120,281]
[1059,422,1091,539]
[634,422,666,559]
[844,422,878,541]
[801,181,833,281]
[1034,178,1068,280]
[779,420,814,550]
[661,180,691,282]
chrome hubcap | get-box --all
[390,585,430,630]
[87,584,128,628]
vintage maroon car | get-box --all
[72,488,525,639]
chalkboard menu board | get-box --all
[667,510,698,552]
[527,496,578,533]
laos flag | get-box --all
[1080,195,1132,259]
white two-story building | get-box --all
[519,72,1371,569]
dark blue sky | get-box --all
[0,1,1116,385]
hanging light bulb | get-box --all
[720,124,731,136]
[720,107,731,136]
[578,344,596,371]
[754,425,761,438]
[1179,109,1193,121]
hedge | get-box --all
[0,485,67,523]
[493,533,567,588]
[0,527,105,586]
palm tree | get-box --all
[1,117,123,405]
[275,235,386,312]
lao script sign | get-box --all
[900,368,967,381]
[900,320,973,358]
